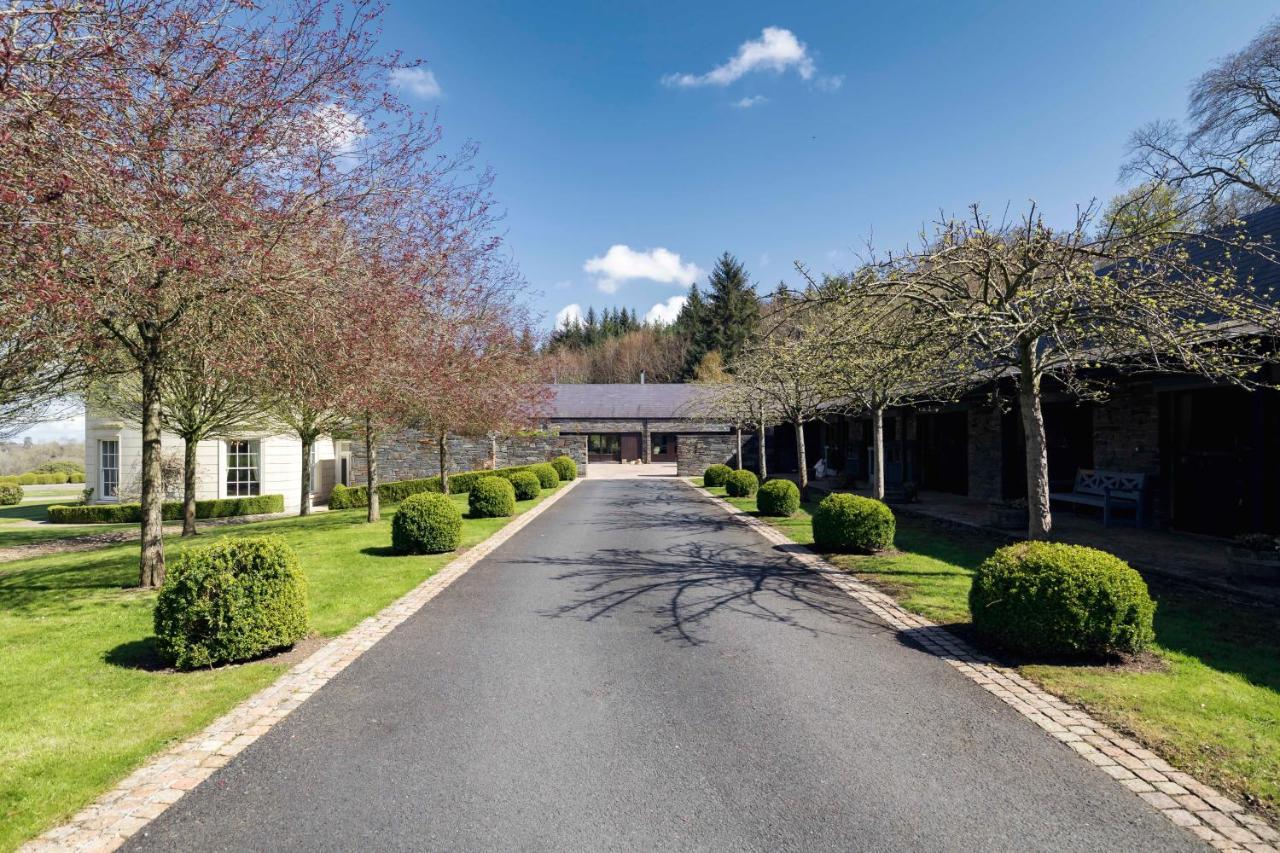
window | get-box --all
[226,440,261,497]
[100,440,119,499]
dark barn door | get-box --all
[620,433,642,462]
[917,411,969,495]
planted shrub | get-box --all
[328,483,351,509]
[468,476,515,518]
[69,472,85,483]
[47,494,285,524]
[724,469,759,497]
[757,479,800,517]
[529,463,560,489]
[970,542,1156,658]
[392,493,463,554]
[506,470,542,501]
[551,455,577,481]
[703,464,732,488]
[17,473,37,485]
[0,483,23,506]
[812,493,895,553]
[153,535,309,670]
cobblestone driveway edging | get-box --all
[689,481,1278,853]
[23,480,581,853]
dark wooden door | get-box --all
[620,433,641,462]
[918,412,969,495]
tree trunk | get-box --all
[1018,347,1052,540]
[758,422,767,479]
[735,425,743,470]
[181,435,199,537]
[138,352,165,587]
[365,416,380,523]
[439,429,449,495]
[871,404,886,501]
[299,434,313,516]
[795,417,808,494]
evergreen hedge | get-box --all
[812,493,895,553]
[550,455,577,481]
[330,464,541,509]
[529,463,560,490]
[153,535,309,670]
[505,470,542,501]
[468,476,516,518]
[0,483,22,506]
[47,494,284,524]
[391,493,463,554]
[703,464,732,488]
[724,469,759,497]
[757,479,800,517]
[970,542,1156,658]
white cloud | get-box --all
[555,303,584,329]
[583,245,700,294]
[313,103,366,155]
[644,295,687,326]
[13,412,84,443]
[732,95,769,109]
[390,67,442,99]
[664,27,815,88]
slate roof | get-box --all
[546,384,721,419]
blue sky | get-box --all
[18,1,1279,441]
[377,0,1277,328]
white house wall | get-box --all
[84,410,341,514]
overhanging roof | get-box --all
[546,384,720,419]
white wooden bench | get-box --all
[1049,469,1148,528]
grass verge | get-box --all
[0,486,560,851]
[692,477,1280,821]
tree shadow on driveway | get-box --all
[512,540,891,647]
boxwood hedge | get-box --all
[970,541,1156,658]
[529,463,560,490]
[703,464,732,488]
[724,469,759,497]
[811,493,895,553]
[0,483,23,506]
[391,493,463,554]
[757,479,800,517]
[468,476,516,518]
[153,535,309,670]
[550,455,577,481]
[505,470,542,501]
[330,464,544,509]
[47,494,284,524]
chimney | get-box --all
[640,371,645,385]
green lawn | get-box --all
[0,486,561,852]
[0,495,134,551]
[694,478,1280,821]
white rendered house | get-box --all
[83,409,351,513]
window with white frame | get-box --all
[99,440,119,499]
[225,440,261,497]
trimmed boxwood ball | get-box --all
[703,464,732,488]
[724,469,759,497]
[468,476,516,518]
[757,479,800,517]
[391,492,463,554]
[812,493,895,553]
[529,462,560,489]
[153,535,308,670]
[970,542,1156,658]
[0,483,22,505]
[551,455,577,481]
[505,470,542,501]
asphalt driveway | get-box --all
[125,478,1200,852]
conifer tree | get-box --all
[705,253,761,368]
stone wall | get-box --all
[676,433,740,477]
[966,406,1004,501]
[351,430,588,484]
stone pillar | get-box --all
[642,419,651,463]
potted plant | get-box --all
[989,498,1027,530]
[1227,534,1280,582]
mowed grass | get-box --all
[0,493,132,550]
[694,477,1280,820]
[0,486,560,851]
